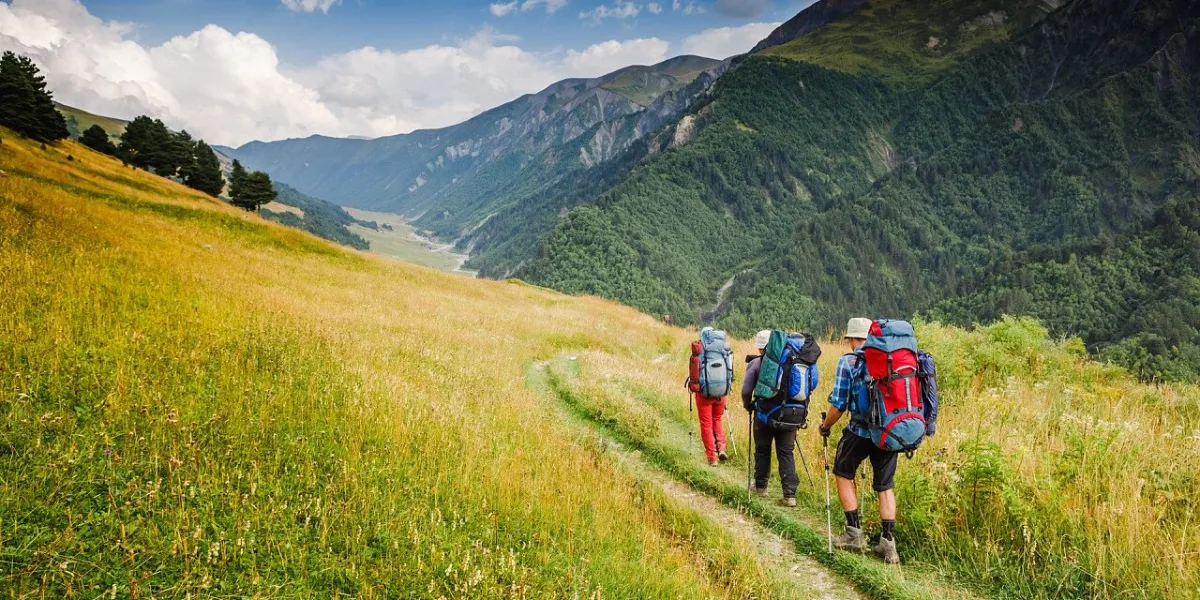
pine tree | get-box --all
[80,124,118,156]
[229,159,248,200]
[120,116,174,173]
[232,170,277,211]
[0,53,38,134]
[188,141,225,197]
[171,130,197,181]
[0,52,68,142]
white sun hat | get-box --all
[754,330,772,349]
[845,318,872,340]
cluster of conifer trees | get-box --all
[0,51,69,143]
[1,51,277,211]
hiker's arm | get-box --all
[821,356,852,436]
[820,407,843,435]
[741,359,759,412]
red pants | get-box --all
[696,395,728,463]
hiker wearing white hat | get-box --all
[818,317,901,564]
[754,329,771,350]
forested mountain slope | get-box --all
[524,0,1200,381]
[222,56,725,242]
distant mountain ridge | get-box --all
[751,0,869,52]
[222,55,726,242]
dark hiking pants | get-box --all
[753,419,799,498]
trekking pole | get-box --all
[687,389,694,439]
[724,403,736,457]
[822,412,833,555]
[796,441,815,491]
[746,410,754,500]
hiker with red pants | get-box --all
[688,327,733,466]
[818,318,939,565]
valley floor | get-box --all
[342,206,473,275]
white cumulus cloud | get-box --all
[0,0,682,146]
[280,0,341,14]
[489,2,518,16]
[681,21,778,59]
[647,2,663,14]
[562,37,669,77]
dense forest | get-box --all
[522,0,1200,382]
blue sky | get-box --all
[85,0,812,63]
[0,0,816,145]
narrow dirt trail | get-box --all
[631,457,863,600]
[529,360,864,600]
[530,356,985,600]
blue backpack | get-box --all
[695,327,733,398]
[754,331,822,431]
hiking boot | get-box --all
[873,537,900,565]
[750,486,768,497]
[782,497,797,508]
[718,451,729,462]
[708,459,719,467]
[832,526,868,553]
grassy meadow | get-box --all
[2,129,1198,599]
[0,131,806,598]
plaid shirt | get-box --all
[828,353,871,439]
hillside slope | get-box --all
[0,129,820,598]
[56,102,129,141]
[222,56,725,242]
[3,130,1197,599]
[524,0,1200,381]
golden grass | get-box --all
[558,317,1200,599]
[0,132,802,598]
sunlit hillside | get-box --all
[2,131,1197,599]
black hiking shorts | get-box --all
[833,430,898,492]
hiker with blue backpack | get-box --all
[743,329,822,507]
[688,327,734,466]
[818,318,939,565]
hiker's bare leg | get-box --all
[836,476,857,511]
[878,489,896,520]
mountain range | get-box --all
[219,55,726,243]
[227,0,1200,381]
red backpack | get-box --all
[687,341,703,394]
[860,320,927,454]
